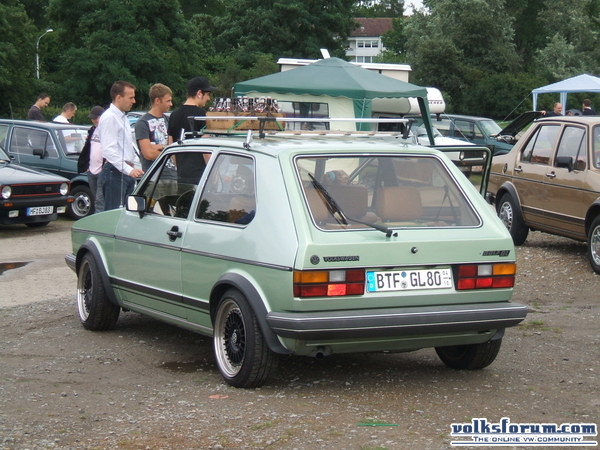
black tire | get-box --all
[435,339,502,370]
[25,221,50,228]
[76,253,120,331]
[213,288,278,388]
[497,193,529,245]
[587,215,600,274]
[68,185,94,219]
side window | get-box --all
[453,120,475,139]
[196,154,256,225]
[594,125,600,169]
[12,127,58,158]
[434,119,452,136]
[0,124,9,150]
[521,125,560,165]
[556,126,586,170]
[139,151,194,219]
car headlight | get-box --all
[459,151,465,161]
[1,185,11,199]
[60,183,69,196]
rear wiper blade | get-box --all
[308,174,396,237]
[346,217,397,237]
[308,173,347,225]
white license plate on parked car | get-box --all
[366,268,453,292]
[27,206,53,216]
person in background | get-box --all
[135,83,173,171]
[167,76,217,184]
[582,99,597,115]
[77,106,106,213]
[27,93,50,121]
[98,81,144,210]
[541,102,563,117]
[53,102,77,123]
[135,83,176,196]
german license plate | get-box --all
[366,268,453,292]
[27,206,53,216]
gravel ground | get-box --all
[0,224,599,450]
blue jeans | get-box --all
[87,171,105,213]
[100,164,136,211]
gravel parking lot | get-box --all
[0,218,599,450]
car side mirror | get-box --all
[555,156,574,171]
[32,148,47,159]
[126,195,147,218]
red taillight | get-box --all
[457,263,516,290]
[293,269,365,298]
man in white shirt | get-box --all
[53,102,77,123]
[98,81,144,210]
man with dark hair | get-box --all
[98,80,144,210]
[27,93,50,121]
[168,76,217,184]
[582,99,597,115]
[53,102,77,123]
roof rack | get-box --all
[187,115,415,139]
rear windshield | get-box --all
[295,155,480,230]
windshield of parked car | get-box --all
[413,126,443,138]
[479,119,502,136]
[0,147,9,162]
[295,155,480,230]
[55,128,87,155]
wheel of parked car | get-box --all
[77,253,120,331]
[25,222,50,228]
[68,185,94,219]
[497,193,529,246]
[587,215,600,275]
[213,288,278,388]
[435,339,502,370]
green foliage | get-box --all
[46,0,208,107]
[5,0,600,120]
[462,72,547,119]
[0,0,39,117]
[354,0,404,17]
[213,0,358,59]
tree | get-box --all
[401,0,520,112]
[46,0,209,106]
[214,0,358,60]
[353,0,405,18]
[0,0,38,117]
[533,0,600,80]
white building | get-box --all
[346,18,394,64]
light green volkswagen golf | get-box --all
[66,129,527,388]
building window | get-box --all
[357,40,379,49]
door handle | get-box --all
[514,166,523,173]
[546,172,557,179]
[167,226,182,241]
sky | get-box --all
[405,0,425,15]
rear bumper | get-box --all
[266,302,528,341]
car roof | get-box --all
[170,132,440,159]
[433,113,496,122]
[0,119,89,130]
[535,115,600,123]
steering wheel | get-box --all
[174,190,195,218]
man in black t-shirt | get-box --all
[168,76,217,185]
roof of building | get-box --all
[350,18,394,37]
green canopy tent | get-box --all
[234,57,433,135]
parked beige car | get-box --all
[487,116,600,274]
